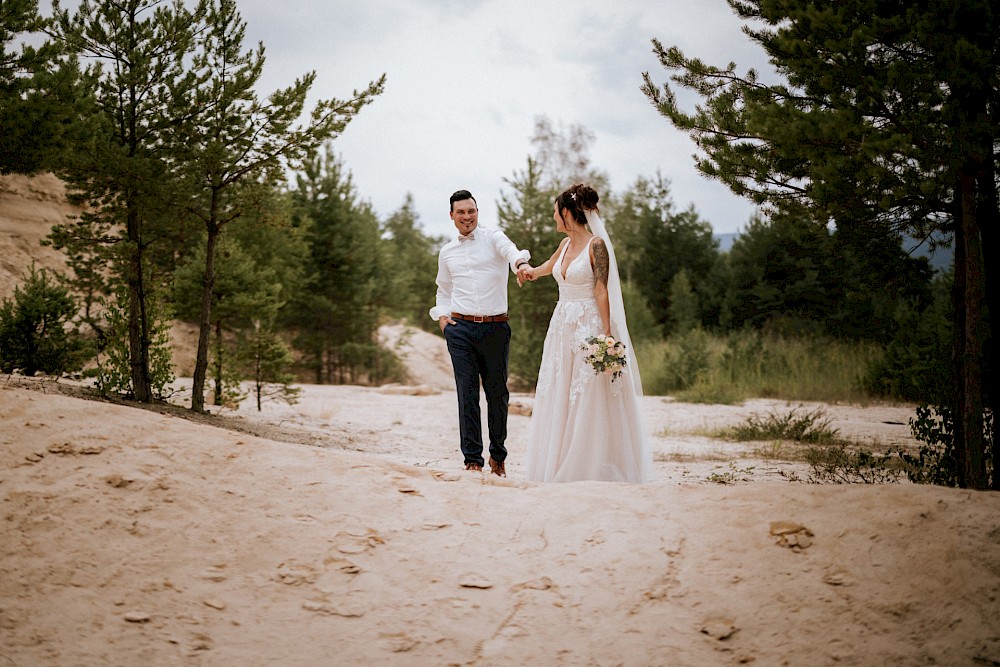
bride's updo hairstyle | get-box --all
[556,183,600,227]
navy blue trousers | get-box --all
[443,319,510,467]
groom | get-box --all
[430,190,531,477]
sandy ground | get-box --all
[3,173,1000,666]
[3,376,1000,666]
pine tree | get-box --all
[240,318,300,412]
[50,0,206,402]
[167,0,385,411]
[1,0,90,174]
[667,269,698,336]
[615,176,719,333]
[0,265,86,376]
[173,234,282,407]
[643,0,997,488]
[289,148,383,384]
[501,119,619,385]
[498,158,560,386]
[381,194,441,330]
[95,280,174,399]
[529,116,610,193]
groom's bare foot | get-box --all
[488,457,506,477]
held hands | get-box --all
[516,265,537,287]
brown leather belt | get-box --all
[451,312,508,323]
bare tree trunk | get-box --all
[953,168,987,489]
[213,318,223,407]
[126,197,152,402]
[976,151,998,490]
[191,220,219,412]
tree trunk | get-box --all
[126,197,152,402]
[191,223,219,412]
[953,168,987,489]
[976,151,998,490]
[213,318,223,407]
[256,348,263,412]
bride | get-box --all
[521,184,651,483]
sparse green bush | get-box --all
[720,407,841,443]
[899,404,994,487]
[95,285,175,400]
[803,444,904,484]
[706,461,756,484]
[0,265,87,376]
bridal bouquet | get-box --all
[581,334,627,383]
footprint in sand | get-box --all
[276,561,319,586]
[330,528,386,555]
[302,595,366,618]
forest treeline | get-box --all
[0,0,994,488]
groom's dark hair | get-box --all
[450,189,477,211]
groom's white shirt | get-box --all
[429,226,530,321]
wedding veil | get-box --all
[584,209,644,401]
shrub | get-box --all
[646,327,711,394]
[899,404,994,487]
[94,284,175,400]
[720,407,840,443]
[0,265,87,376]
[861,275,952,404]
[803,444,904,484]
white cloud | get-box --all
[237,0,772,238]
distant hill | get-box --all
[715,232,739,252]
[903,234,953,273]
[713,231,953,273]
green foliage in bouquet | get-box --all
[581,334,628,382]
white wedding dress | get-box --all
[524,238,651,483]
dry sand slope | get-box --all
[0,173,79,299]
[2,382,1000,667]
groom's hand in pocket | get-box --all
[438,315,456,333]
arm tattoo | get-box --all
[593,238,609,286]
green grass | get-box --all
[637,329,885,404]
[714,407,907,484]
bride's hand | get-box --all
[516,265,535,287]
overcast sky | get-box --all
[235,0,771,240]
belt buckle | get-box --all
[473,315,485,323]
